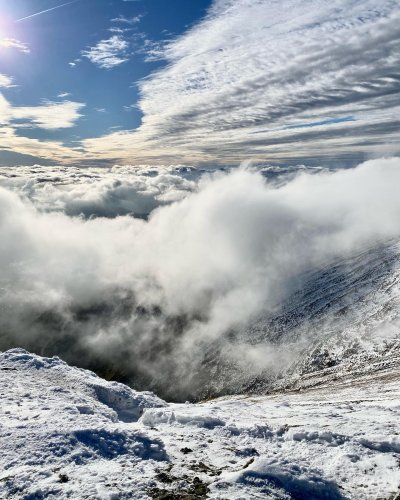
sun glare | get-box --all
[0,10,30,54]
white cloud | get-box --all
[82,35,129,69]
[111,14,143,24]
[0,93,85,162]
[10,99,85,129]
[0,126,83,162]
[81,0,400,165]
[0,74,14,88]
[1,158,400,398]
[0,94,13,124]
[0,38,30,54]
[0,164,199,218]
[108,27,129,34]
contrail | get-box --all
[15,1,79,22]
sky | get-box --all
[0,0,399,167]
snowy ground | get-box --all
[0,349,399,499]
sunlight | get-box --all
[0,8,30,55]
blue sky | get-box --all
[0,0,211,163]
[0,0,399,166]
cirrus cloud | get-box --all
[0,37,30,54]
[81,0,400,165]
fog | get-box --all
[1,158,400,400]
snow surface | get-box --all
[1,349,399,499]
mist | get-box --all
[1,157,400,400]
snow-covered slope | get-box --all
[200,240,400,399]
[265,240,400,393]
[1,349,399,499]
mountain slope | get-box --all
[218,240,400,397]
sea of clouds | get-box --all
[1,158,400,400]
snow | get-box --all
[1,349,399,499]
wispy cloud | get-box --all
[81,0,400,165]
[68,59,81,67]
[15,0,79,23]
[108,27,129,34]
[11,100,85,129]
[82,35,129,69]
[0,74,14,88]
[0,38,30,54]
[111,14,143,25]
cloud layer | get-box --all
[82,0,400,165]
[1,0,399,165]
[1,157,400,399]
[0,164,201,218]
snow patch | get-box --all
[1,350,399,499]
[91,382,166,423]
[140,408,225,429]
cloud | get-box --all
[0,94,13,125]
[108,27,129,34]
[0,126,83,162]
[0,92,84,162]
[0,92,84,130]
[11,100,85,129]
[1,158,400,400]
[82,35,129,69]
[111,15,143,25]
[0,74,14,88]
[0,90,85,161]
[0,164,200,219]
[0,38,30,54]
[81,0,400,165]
